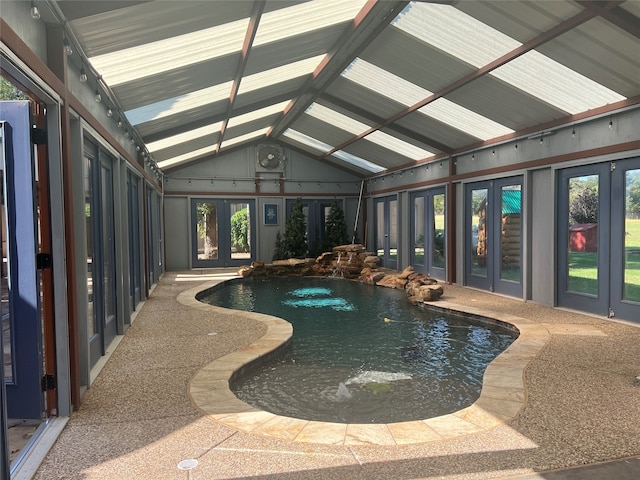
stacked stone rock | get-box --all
[237,244,443,303]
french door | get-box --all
[1,104,46,420]
[84,142,117,367]
[410,188,446,280]
[127,172,142,310]
[284,199,335,256]
[557,159,640,322]
[374,196,398,270]
[191,199,255,268]
[465,177,523,297]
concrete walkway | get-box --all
[34,271,640,479]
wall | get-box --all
[163,144,364,269]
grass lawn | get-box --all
[568,218,640,301]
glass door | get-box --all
[466,178,523,297]
[284,199,335,256]
[192,199,255,268]
[558,159,640,322]
[127,172,142,310]
[374,196,398,269]
[557,164,609,314]
[410,188,446,279]
[85,144,117,367]
[1,105,45,421]
[611,162,640,320]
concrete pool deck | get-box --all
[33,270,640,479]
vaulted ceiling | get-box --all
[48,0,640,176]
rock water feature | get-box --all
[237,244,444,305]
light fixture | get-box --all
[106,107,113,117]
[233,180,236,187]
[94,88,102,103]
[63,36,73,56]
[571,127,576,138]
[609,118,613,129]
[30,2,40,20]
[79,63,87,83]
[117,118,123,128]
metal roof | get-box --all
[51,0,640,176]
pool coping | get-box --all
[178,277,603,446]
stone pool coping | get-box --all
[178,277,605,446]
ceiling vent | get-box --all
[256,144,285,172]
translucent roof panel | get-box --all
[393,3,516,67]
[282,129,333,154]
[282,129,384,174]
[332,150,386,173]
[342,58,514,139]
[146,122,223,153]
[157,145,218,169]
[492,50,625,114]
[226,101,290,130]
[221,128,269,149]
[305,103,371,135]
[89,18,249,87]
[395,2,625,115]
[306,102,434,160]
[254,0,367,47]
[237,55,325,96]
[366,131,433,160]
[125,81,232,125]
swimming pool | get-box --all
[198,277,518,424]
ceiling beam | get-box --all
[216,0,265,154]
[267,0,410,139]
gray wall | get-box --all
[163,144,364,269]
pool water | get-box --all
[198,277,518,424]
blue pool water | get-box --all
[198,277,518,423]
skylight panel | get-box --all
[254,0,367,46]
[342,59,513,139]
[393,3,516,68]
[342,58,424,105]
[89,18,249,86]
[145,122,223,153]
[332,150,386,173]
[282,129,384,173]
[367,131,434,160]
[394,2,625,115]
[305,103,370,135]
[125,81,232,125]
[157,145,218,169]
[226,101,290,130]
[220,128,269,148]
[419,98,513,139]
[237,55,325,95]
[282,129,334,154]
[493,51,625,114]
